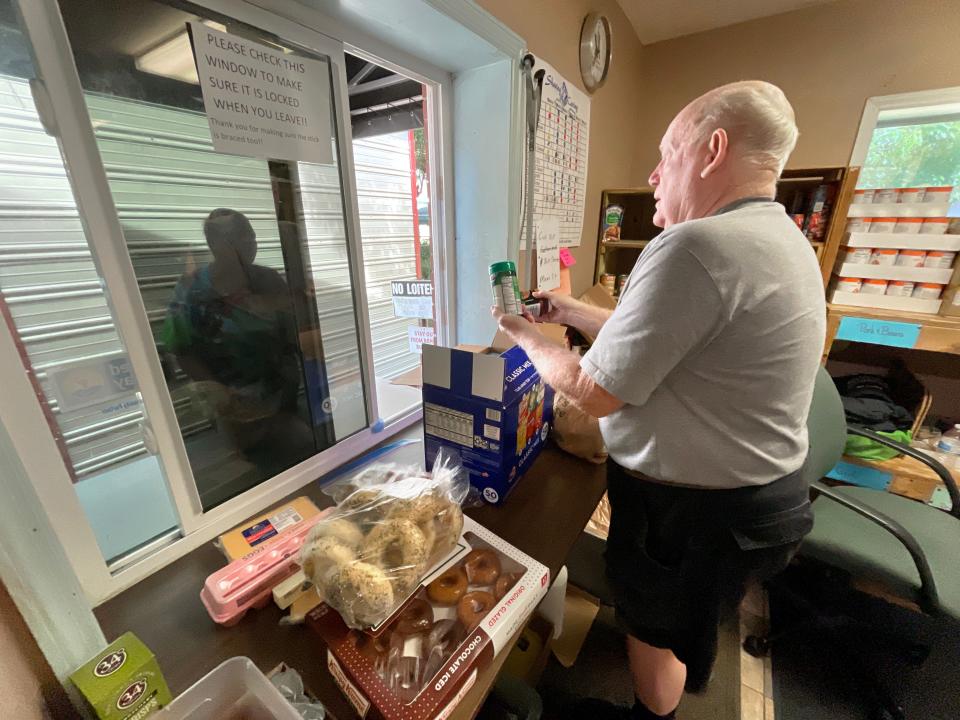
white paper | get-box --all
[391,279,434,319]
[408,325,436,354]
[189,22,333,164]
[536,215,561,291]
[521,56,591,248]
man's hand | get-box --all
[532,289,579,325]
[491,306,538,344]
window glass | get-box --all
[860,119,960,201]
[58,0,369,509]
[0,0,179,563]
[347,52,436,420]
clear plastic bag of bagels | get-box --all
[300,448,469,629]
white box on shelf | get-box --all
[829,290,942,314]
[847,202,951,218]
[836,262,954,284]
[845,232,960,251]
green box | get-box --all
[70,632,172,719]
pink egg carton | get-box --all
[201,509,330,626]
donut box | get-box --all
[421,339,557,505]
[306,516,550,720]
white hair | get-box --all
[685,80,799,175]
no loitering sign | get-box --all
[391,279,434,319]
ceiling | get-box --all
[615,0,838,45]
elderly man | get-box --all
[494,81,825,719]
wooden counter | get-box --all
[94,442,607,720]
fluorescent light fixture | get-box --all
[134,19,226,84]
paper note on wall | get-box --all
[520,55,591,249]
[189,22,333,164]
[536,216,561,291]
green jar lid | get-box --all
[489,260,516,274]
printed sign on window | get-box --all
[48,353,139,413]
[189,22,333,164]
[408,325,436,354]
[392,280,434,319]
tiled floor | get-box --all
[739,582,776,720]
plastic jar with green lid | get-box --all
[489,261,523,315]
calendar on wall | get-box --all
[521,55,591,249]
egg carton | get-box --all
[201,511,330,626]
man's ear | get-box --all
[701,128,728,179]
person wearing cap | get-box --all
[493,81,826,719]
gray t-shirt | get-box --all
[581,199,826,488]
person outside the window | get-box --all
[162,208,310,464]
[492,81,826,719]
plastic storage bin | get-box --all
[156,657,301,720]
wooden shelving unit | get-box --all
[776,166,858,279]
[593,168,857,289]
[592,187,657,286]
[825,304,960,357]
[836,454,958,505]
[824,302,960,506]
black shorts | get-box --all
[604,460,813,693]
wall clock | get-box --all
[579,12,612,93]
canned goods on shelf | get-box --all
[841,247,873,264]
[836,277,863,293]
[920,218,949,235]
[898,188,925,204]
[873,188,900,204]
[893,218,924,234]
[846,217,872,233]
[852,189,875,204]
[895,250,927,268]
[870,248,899,266]
[886,281,915,297]
[870,218,898,233]
[861,279,889,295]
[912,283,944,300]
[923,186,953,204]
[923,251,957,269]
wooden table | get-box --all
[95,443,607,720]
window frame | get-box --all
[849,86,960,168]
[10,0,433,604]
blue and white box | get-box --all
[422,342,554,505]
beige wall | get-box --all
[477,0,960,294]
[476,0,646,293]
[637,0,960,174]
[0,581,75,719]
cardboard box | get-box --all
[576,284,618,343]
[421,338,555,505]
[306,516,550,720]
[218,496,322,561]
[70,632,172,720]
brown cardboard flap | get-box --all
[491,322,566,353]
[579,283,617,310]
[576,284,617,343]
[390,366,422,388]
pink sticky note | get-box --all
[559,247,576,268]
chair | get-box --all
[746,366,960,720]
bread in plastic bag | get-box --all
[300,450,467,628]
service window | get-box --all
[0,0,448,601]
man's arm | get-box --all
[534,290,613,339]
[494,312,624,418]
